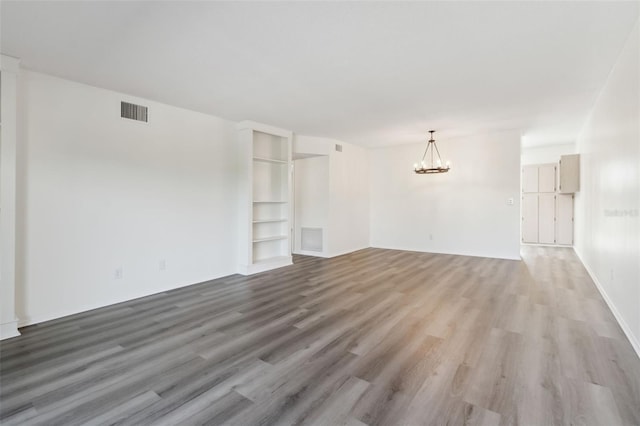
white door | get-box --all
[556,194,574,245]
[522,166,538,193]
[522,194,539,243]
[538,164,556,193]
[538,194,556,244]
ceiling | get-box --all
[1,1,638,148]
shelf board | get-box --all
[252,235,288,243]
[253,200,288,204]
[253,156,287,164]
[253,219,287,224]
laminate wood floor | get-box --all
[1,247,639,425]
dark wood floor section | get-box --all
[1,247,639,425]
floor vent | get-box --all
[121,101,148,122]
[301,227,323,252]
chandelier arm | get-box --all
[420,142,429,162]
[433,142,444,166]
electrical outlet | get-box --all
[159,259,166,271]
[507,198,514,205]
[114,267,123,280]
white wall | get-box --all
[328,141,370,257]
[370,130,521,260]
[293,156,330,256]
[293,136,370,257]
[574,21,640,354]
[521,142,576,165]
[16,71,239,325]
[1,55,21,339]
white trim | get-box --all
[326,246,371,259]
[238,256,293,275]
[370,244,521,261]
[573,247,640,359]
[294,249,330,258]
[0,320,20,340]
[0,54,20,73]
[236,120,292,138]
[17,273,234,327]
[521,243,573,248]
[0,54,20,342]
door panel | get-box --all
[556,194,573,245]
[538,164,556,193]
[522,166,538,193]
[522,194,539,243]
[538,194,556,244]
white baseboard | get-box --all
[0,320,21,340]
[238,256,293,276]
[326,246,370,259]
[370,244,521,261]
[293,250,330,258]
[573,247,640,359]
[293,246,370,259]
[17,273,235,328]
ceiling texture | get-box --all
[1,1,638,148]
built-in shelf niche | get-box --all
[237,121,293,275]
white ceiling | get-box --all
[1,1,638,148]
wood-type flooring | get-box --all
[1,246,639,425]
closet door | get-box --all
[538,194,556,244]
[522,194,539,243]
[556,194,574,245]
[538,164,556,193]
[522,166,539,193]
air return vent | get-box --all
[121,101,148,122]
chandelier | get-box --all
[413,130,450,174]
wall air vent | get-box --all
[335,144,342,152]
[121,101,148,123]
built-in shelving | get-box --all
[237,121,293,275]
[252,235,288,243]
[253,156,287,164]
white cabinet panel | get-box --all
[559,154,580,193]
[556,194,574,245]
[522,166,538,193]
[538,164,556,193]
[538,194,556,244]
[522,194,539,243]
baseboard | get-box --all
[522,243,573,248]
[17,272,235,328]
[573,247,640,359]
[293,250,330,258]
[326,246,370,259]
[0,320,21,340]
[369,244,521,261]
[238,256,293,276]
[293,246,370,259]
